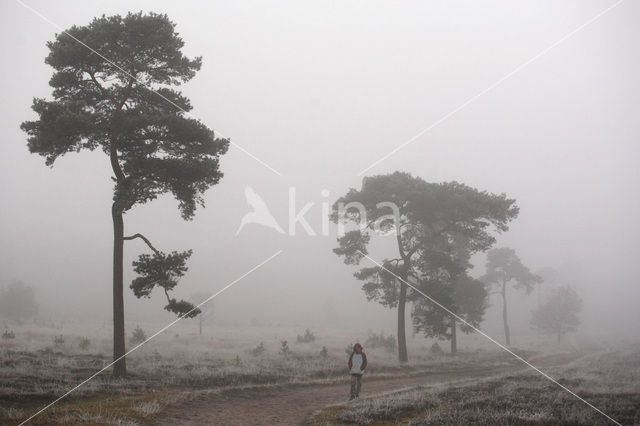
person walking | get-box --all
[348,343,367,400]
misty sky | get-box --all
[0,1,638,338]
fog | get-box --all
[1,0,639,344]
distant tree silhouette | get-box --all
[531,285,582,343]
[21,12,228,376]
[0,281,39,324]
[189,293,214,335]
[481,248,542,346]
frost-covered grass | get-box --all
[0,325,437,399]
[0,321,612,424]
[0,322,513,424]
[0,322,533,399]
[308,345,640,425]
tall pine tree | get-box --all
[21,12,228,376]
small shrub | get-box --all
[280,340,290,355]
[296,329,316,343]
[366,332,396,352]
[130,326,147,345]
[2,330,15,340]
[251,342,266,356]
[133,400,160,417]
[430,341,444,355]
[320,346,329,358]
[234,355,242,366]
[152,349,161,361]
[79,337,91,350]
[54,335,65,347]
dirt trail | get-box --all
[158,353,580,426]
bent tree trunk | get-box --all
[450,315,457,353]
[112,202,126,377]
[501,281,510,346]
[397,280,408,363]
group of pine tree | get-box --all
[331,173,582,361]
[21,12,582,375]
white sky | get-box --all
[0,0,638,338]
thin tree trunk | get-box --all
[395,233,410,364]
[112,202,126,377]
[450,314,457,353]
[397,280,408,363]
[501,281,510,346]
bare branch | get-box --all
[123,233,160,255]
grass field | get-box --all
[0,322,501,424]
[308,345,640,425]
[0,322,633,425]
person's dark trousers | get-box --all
[350,373,362,399]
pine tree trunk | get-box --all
[501,281,510,346]
[397,280,408,363]
[450,315,457,353]
[112,202,126,377]
[395,232,410,364]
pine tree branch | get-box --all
[116,76,135,111]
[123,233,160,255]
[87,71,116,103]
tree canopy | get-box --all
[531,285,582,342]
[412,237,488,351]
[414,273,488,331]
[21,12,228,220]
[332,172,518,304]
[331,171,518,361]
[482,248,542,294]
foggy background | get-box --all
[1,1,638,343]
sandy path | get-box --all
[158,353,579,426]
